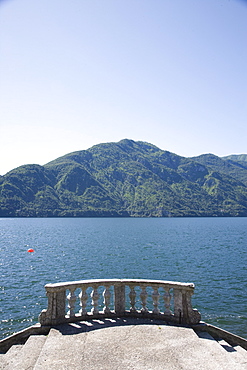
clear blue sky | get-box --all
[0,0,246,175]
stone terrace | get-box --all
[0,279,246,369]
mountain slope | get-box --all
[223,154,247,162]
[192,154,247,186]
[1,139,247,217]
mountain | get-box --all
[222,154,247,163]
[192,154,247,186]
[1,139,247,217]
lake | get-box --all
[0,217,246,340]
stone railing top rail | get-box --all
[39,278,201,326]
[44,279,195,290]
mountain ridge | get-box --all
[1,139,247,217]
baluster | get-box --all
[129,285,137,313]
[103,285,111,314]
[79,287,88,315]
[91,286,99,315]
[152,286,160,315]
[140,285,148,313]
[163,287,172,315]
[67,288,76,317]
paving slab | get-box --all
[33,318,247,370]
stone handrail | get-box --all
[39,279,201,326]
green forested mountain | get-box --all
[223,154,247,163]
[1,139,247,217]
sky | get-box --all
[0,0,246,175]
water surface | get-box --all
[0,217,246,339]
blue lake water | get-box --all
[0,217,246,340]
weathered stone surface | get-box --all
[39,279,201,326]
[1,318,247,369]
[33,318,247,370]
[2,336,46,370]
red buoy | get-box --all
[27,248,34,253]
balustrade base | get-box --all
[40,310,191,326]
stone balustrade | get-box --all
[39,279,201,326]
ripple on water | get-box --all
[0,217,246,339]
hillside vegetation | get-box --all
[1,139,247,217]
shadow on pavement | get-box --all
[54,317,175,335]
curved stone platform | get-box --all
[1,318,246,369]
